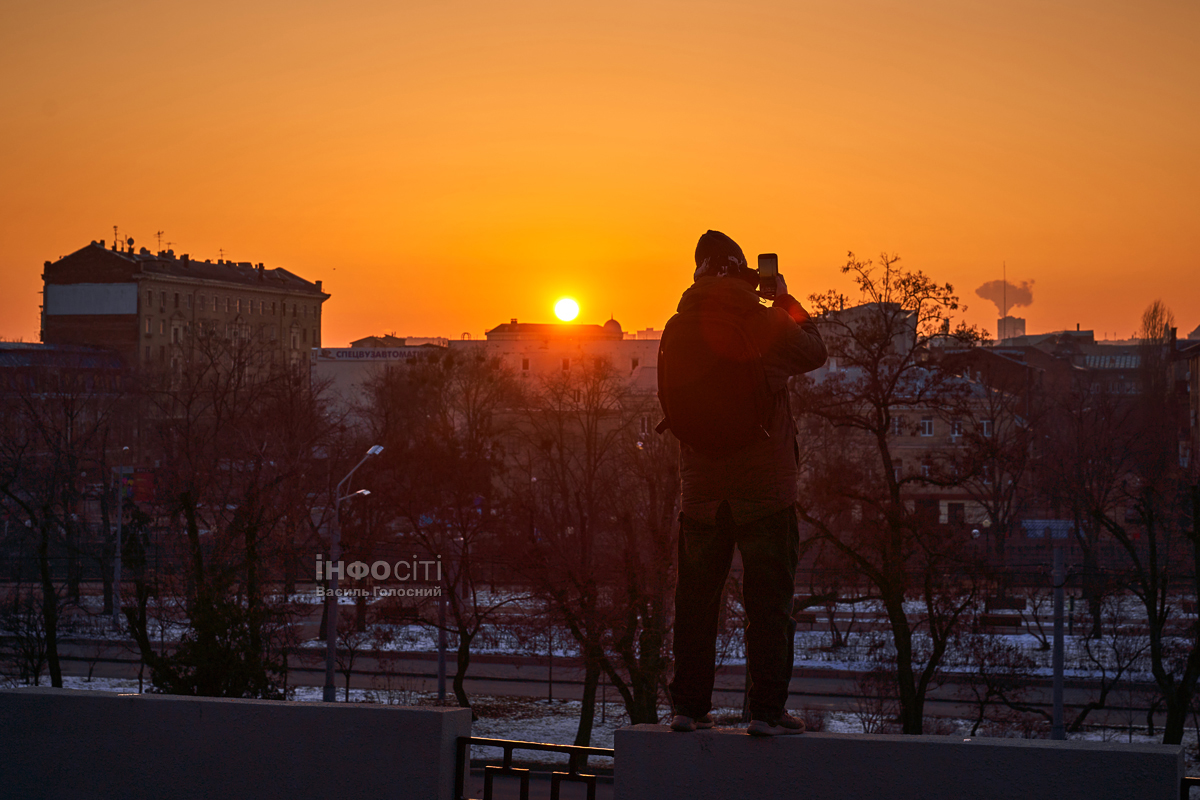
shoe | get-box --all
[670,713,715,732]
[747,711,805,736]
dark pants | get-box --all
[669,503,799,719]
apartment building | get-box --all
[42,239,328,370]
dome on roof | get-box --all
[603,318,622,333]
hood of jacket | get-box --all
[677,276,762,318]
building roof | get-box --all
[44,242,328,297]
[485,320,624,341]
[1084,353,1140,370]
[997,330,1096,348]
[351,334,407,348]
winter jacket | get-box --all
[674,276,826,525]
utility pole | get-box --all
[437,582,447,702]
[1052,542,1065,740]
[112,447,129,626]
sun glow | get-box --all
[554,298,580,322]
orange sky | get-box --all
[2,0,1197,345]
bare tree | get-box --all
[365,349,524,715]
[513,355,674,744]
[1076,301,1199,743]
[125,332,335,697]
[0,348,127,687]
[793,252,985,733]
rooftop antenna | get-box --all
[112,225,119,251]
[219,247,226,261]
[155,230,165,250]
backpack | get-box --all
[655,306,773,456]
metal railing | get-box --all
[455,736,614,800]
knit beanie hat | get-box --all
[694,230,751,283]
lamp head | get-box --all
[367,445,384,456]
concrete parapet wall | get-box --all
[0,687,471,800]
[615,725,1183,800]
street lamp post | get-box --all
[323,445,382,703]
[112,446,130,626]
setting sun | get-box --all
[554,298,579,322]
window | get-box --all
[632,357,639,370]
[146,289,153,305]
[891,417,903,436]
[892,459,902,480]
[236,299,241,313]
[225,297,230,312]
[522,358,530,371]
[292,304,297,317]
[159,291,166,309]
[562,358,570,371]
[271,302,276,315]
[198,294,205,311]
[982,419,994,438]
[187,294,193,309]
[921,462,932,477]
[302,329,308,343]
[950,420,963,438]
[159,320,165,334]
[948,503,965,525]
[174,293,179,309]
[304,305,308,317]
[145,317,151,334]
[920,417,934,437]
[144,345,150,361]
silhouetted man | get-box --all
[660,230,826,735]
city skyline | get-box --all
[2,0,1198,347]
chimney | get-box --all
[315,280,322,291]
[511,318,518,325]
[1076,323,1080,332]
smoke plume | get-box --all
[975,279,1034,316]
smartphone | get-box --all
[757,253,779,299]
